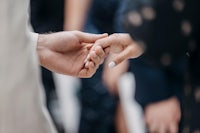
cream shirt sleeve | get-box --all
[0,0,56,133]
[30,32,39,49]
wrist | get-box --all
[37,34,49,65]
[37,34,49,47]
[29,32,39,51]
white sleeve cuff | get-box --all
[30,32,39,50]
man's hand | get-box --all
[37,31,108,78]
[88,33,144,67]
[145,97,181,133]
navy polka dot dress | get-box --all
[120,0,200,132]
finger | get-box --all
[93,46,107,64]
[108,43,144,68]
[86,46,108,64]
[144,117,150,132]
[86,61,99,77]
[85,60,94,68]
[104,47,110,55]
[168,122,178,133]
[148,122,159,133]
[108,46,132,68]
[76,31,108,43]
[158,124,167,133]
[94,46,106,58]
[84,43,93,50]
[144,111,151,125]
[78,61,96,78]
[92,35,117,50]
[89,51,101,66]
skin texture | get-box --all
[145,97,181,133]
[103,60,181,133]
[37,31,108,78]
[100,35,181,133]
[90,33,144,67]
[64,0,91,31]
[99,33,143,133]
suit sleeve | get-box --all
[0,1,56,132]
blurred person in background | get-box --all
[81,0,183,132]
[120,1,185,132]
[96,0,200,132]
[120,0,200,132]
[65,0,186,132]
[63,0,138,133]
[66,0,148,133]
[71,0,123,133]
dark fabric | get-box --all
[118,0,188,110]
[120,0,188,67]
[79,66,117,133]
[30,0,64,105]
[84,0,120,34]
[78,0,120,133]
[129,56,186,108]
[120,0,200,132]
[30,0,64,33]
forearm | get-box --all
[64,0,92,30]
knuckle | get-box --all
[72,30,80,35]
[110,33,121,38]
[95,40,103,45]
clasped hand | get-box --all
[37,31,144,78]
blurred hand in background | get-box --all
[145,97,181,133]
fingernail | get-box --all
[108,61,116,68]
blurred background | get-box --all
[30,0,200,133]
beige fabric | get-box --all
[0,0,57,132]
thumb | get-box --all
[108,42,144,68]
[77,31,108,43]
[168,122,178,133]
[108,49,131,68]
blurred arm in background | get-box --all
[54,1,93,132]
[102,54,129,133]
[93,0,183,132]
[64,0,92,31]
[117,0,186,132]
